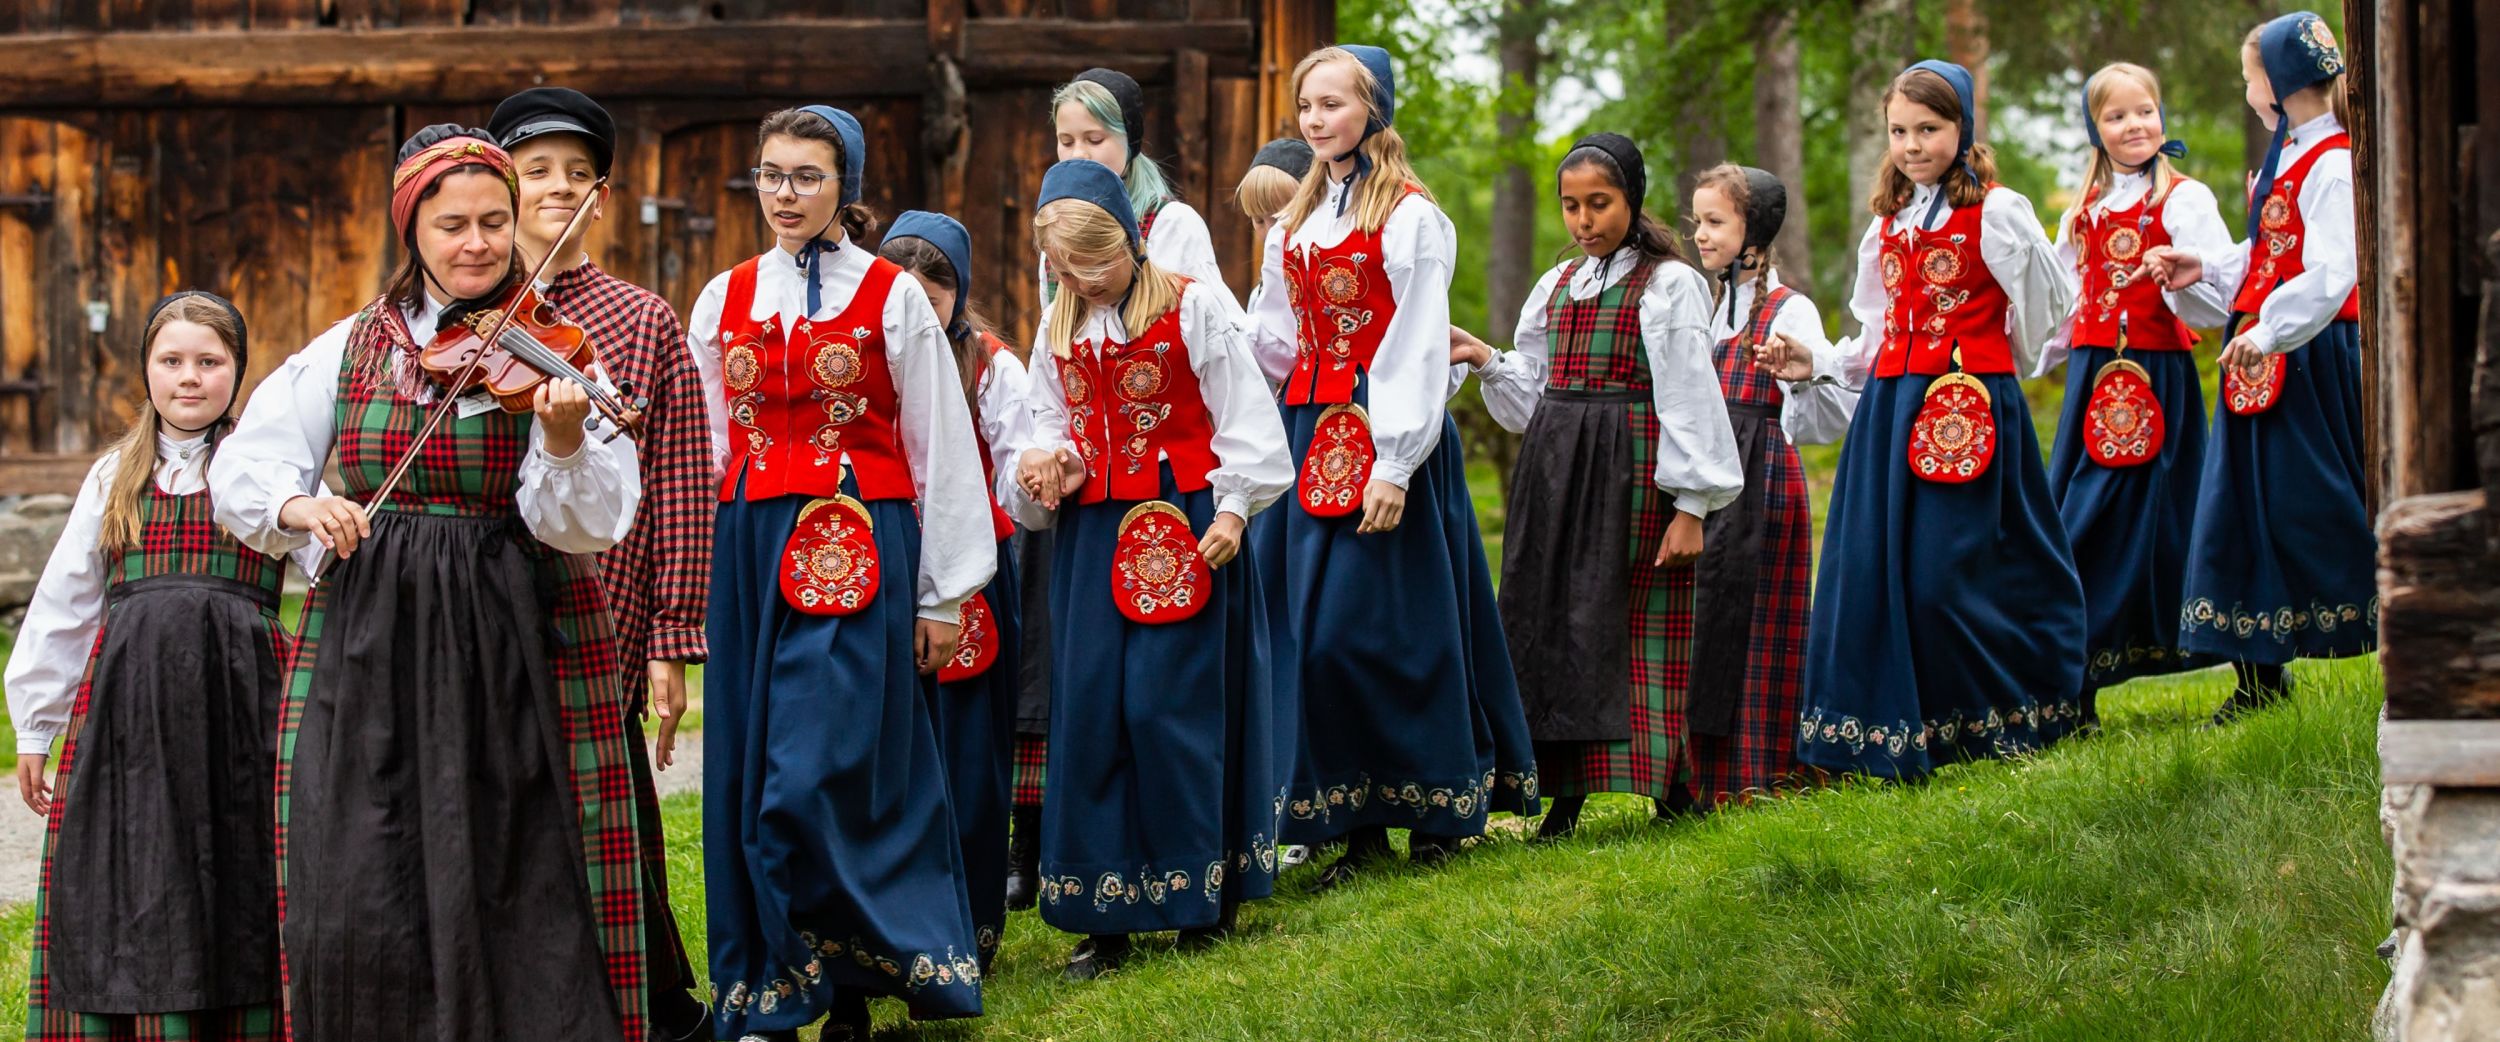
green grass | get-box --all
[579,659,2395,1041]
[0,636,2391,1042]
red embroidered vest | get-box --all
[1279,186,1423,405]
[715,253,917,503]
[2232,133,2360,322]
[2073,180,2197,351]
[1059,284,1219,504]
[1875,189,2016,377]
[973,332,1015,542]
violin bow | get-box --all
[302,178,610,599]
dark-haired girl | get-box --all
[210,127,650,1041]
[878,209,1032,973]
[1683,164,1849,809]
[1764,61,2087,781]
[1454,134,1743,837]
[687,106,994,1042]
[11,293,313,1042]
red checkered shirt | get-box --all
[544,262,714,689]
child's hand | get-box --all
[1448,326,1493,369]
[1018,447,1086,510]
[1754,332,1815,382]
[1200,511,1247,567]
[2219,334,2265,373]
[16,754,50,816]
[2136,246,2204,291]
[1358,480,1406,534]
[915,618,962,675]
[281,495,372,557]
[1655,510,1705,567]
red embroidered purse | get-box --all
[938,592,1000,681]
[1907,348,1996,484]
[1111,501,1209,624]
[2084,318,2164,467]
[780,495,881,616]
[1297,403,1374,518]
[2223,353,2285,416]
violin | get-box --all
[421,282,648,440]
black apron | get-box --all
[1497,388,1643,741]
[1686,401,1781,737]
[49,574,282,1013]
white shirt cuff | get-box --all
[1369,460,1416,491]
[538,439,591,469]
[1217,493,1253,521]
[18,731,59,757]
[1671,492,1709,518]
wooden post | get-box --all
[1173,48,1211,210]
[925,0,970,218]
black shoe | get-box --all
[1176,905,1239,952]
[2207,665,2292,728]
[1654,785,1699,823]
[1533,795,1586,843]
[1063,934,1132,981]
[1312,827,1391,892]
[817,993,869,1041]
[1408,833,1462,868]
[650,991,713,1042]
[1005,805,1041,912]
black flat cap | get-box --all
[489,87,617,177]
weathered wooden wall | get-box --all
[0,0,1331,490]
[2365,0,2497,724]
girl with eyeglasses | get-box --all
[685,105,996,1042]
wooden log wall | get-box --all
[2362,0,2497,723]
[0,0,1333,490]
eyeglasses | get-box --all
[751,168,830,196]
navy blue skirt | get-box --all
[1277,391,1540,844]
[932,538,1019,965]
[1038,472,1283,936]
[703,479,982,1035]
[1797,372,2087,780]
[2047,347,2212,685]
[2179,321,2379,663]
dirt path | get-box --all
[0,733,704,907]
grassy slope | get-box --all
[0,652,2392,1042]
[603,658,2385,1042]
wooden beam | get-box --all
[0,453,102,495]
[2379,489,2500,720]
[0,18,1256,108]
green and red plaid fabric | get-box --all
[1534,257,1694,801]
[1712,285,1792,406]
[1012,733,1049,808]
[1688,289,1810,807]
[544,264,711,997]
[272,300,647,1041]
[545,262,713,679]
[27,484,287,1042]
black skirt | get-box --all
[283,512,617,1040]
[1498,389,1640,742]
[47,574,282,1014]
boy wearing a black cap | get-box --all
[490,85,716,1042]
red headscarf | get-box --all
[390,136,517,236]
